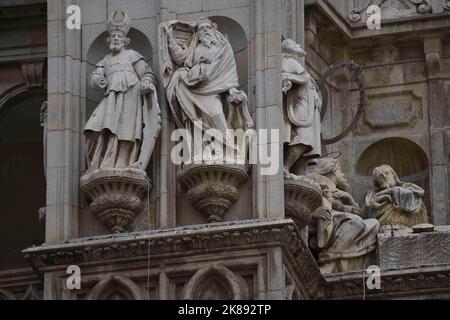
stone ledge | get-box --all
[22,219,307,271]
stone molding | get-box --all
[23,219,306,270]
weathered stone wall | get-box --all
[304,1,450,226]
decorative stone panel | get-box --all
[364,90,422,129]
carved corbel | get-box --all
[422,35,443,79]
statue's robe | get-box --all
[364,183,429,231]
[282,55,322,159]
[84,49,160,169]
[309,173,380,273]
[160,24,239,134]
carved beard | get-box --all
[110,42,124,53]
[378,177,396,190]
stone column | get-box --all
[423,34,449,225]
[45,0,83,300]
[156,0,177,229]
[46,0,83,242]
[251,0,285,220]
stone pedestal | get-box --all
[80,168,151,233]
[284,176,322,229]
[177,164,249,222]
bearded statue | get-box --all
[159,18,253,162]
[362,164,429,231]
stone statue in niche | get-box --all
[84,11,160,170]
[159,18,253,223]
[308,158,380,273]
[282,38,322,177]
[160,18,253,140]
[80,11,161,233]
[362,164,429,232]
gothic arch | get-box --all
[86,275,144,300]
[182,265,247,300]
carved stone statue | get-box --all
[308,158,380,273]
[282,38,322,176]
[160,18,252,140]
[159,18,252,223]
[362,164,429,232]
[84,11,160,170]
[80,11,161,233]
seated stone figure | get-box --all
[308,158,380,273]
[362,164,429,232]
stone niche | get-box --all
[175,16,253,226]
[354,137,430,212]
[80,28,157,237]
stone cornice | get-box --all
[307,0,450,41]
[23,219,309,271]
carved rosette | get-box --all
[444,0,450,11]
[81,168,150,233]
[284,176,322,229]
[177,164,248,222]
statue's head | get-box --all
[282,38,307,57]
[315,158,350,191]
[107,11,131,53]
[372,164,400,190]
[196,17,226,48]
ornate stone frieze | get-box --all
[23,219,305,268]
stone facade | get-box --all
[0,0,450,300]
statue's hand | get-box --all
[282,79,292,93]
[351,207,361,216]
[140,81,156,94]
[333,190,357,207]
[313,207,331,221]
[93,76,107,89]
